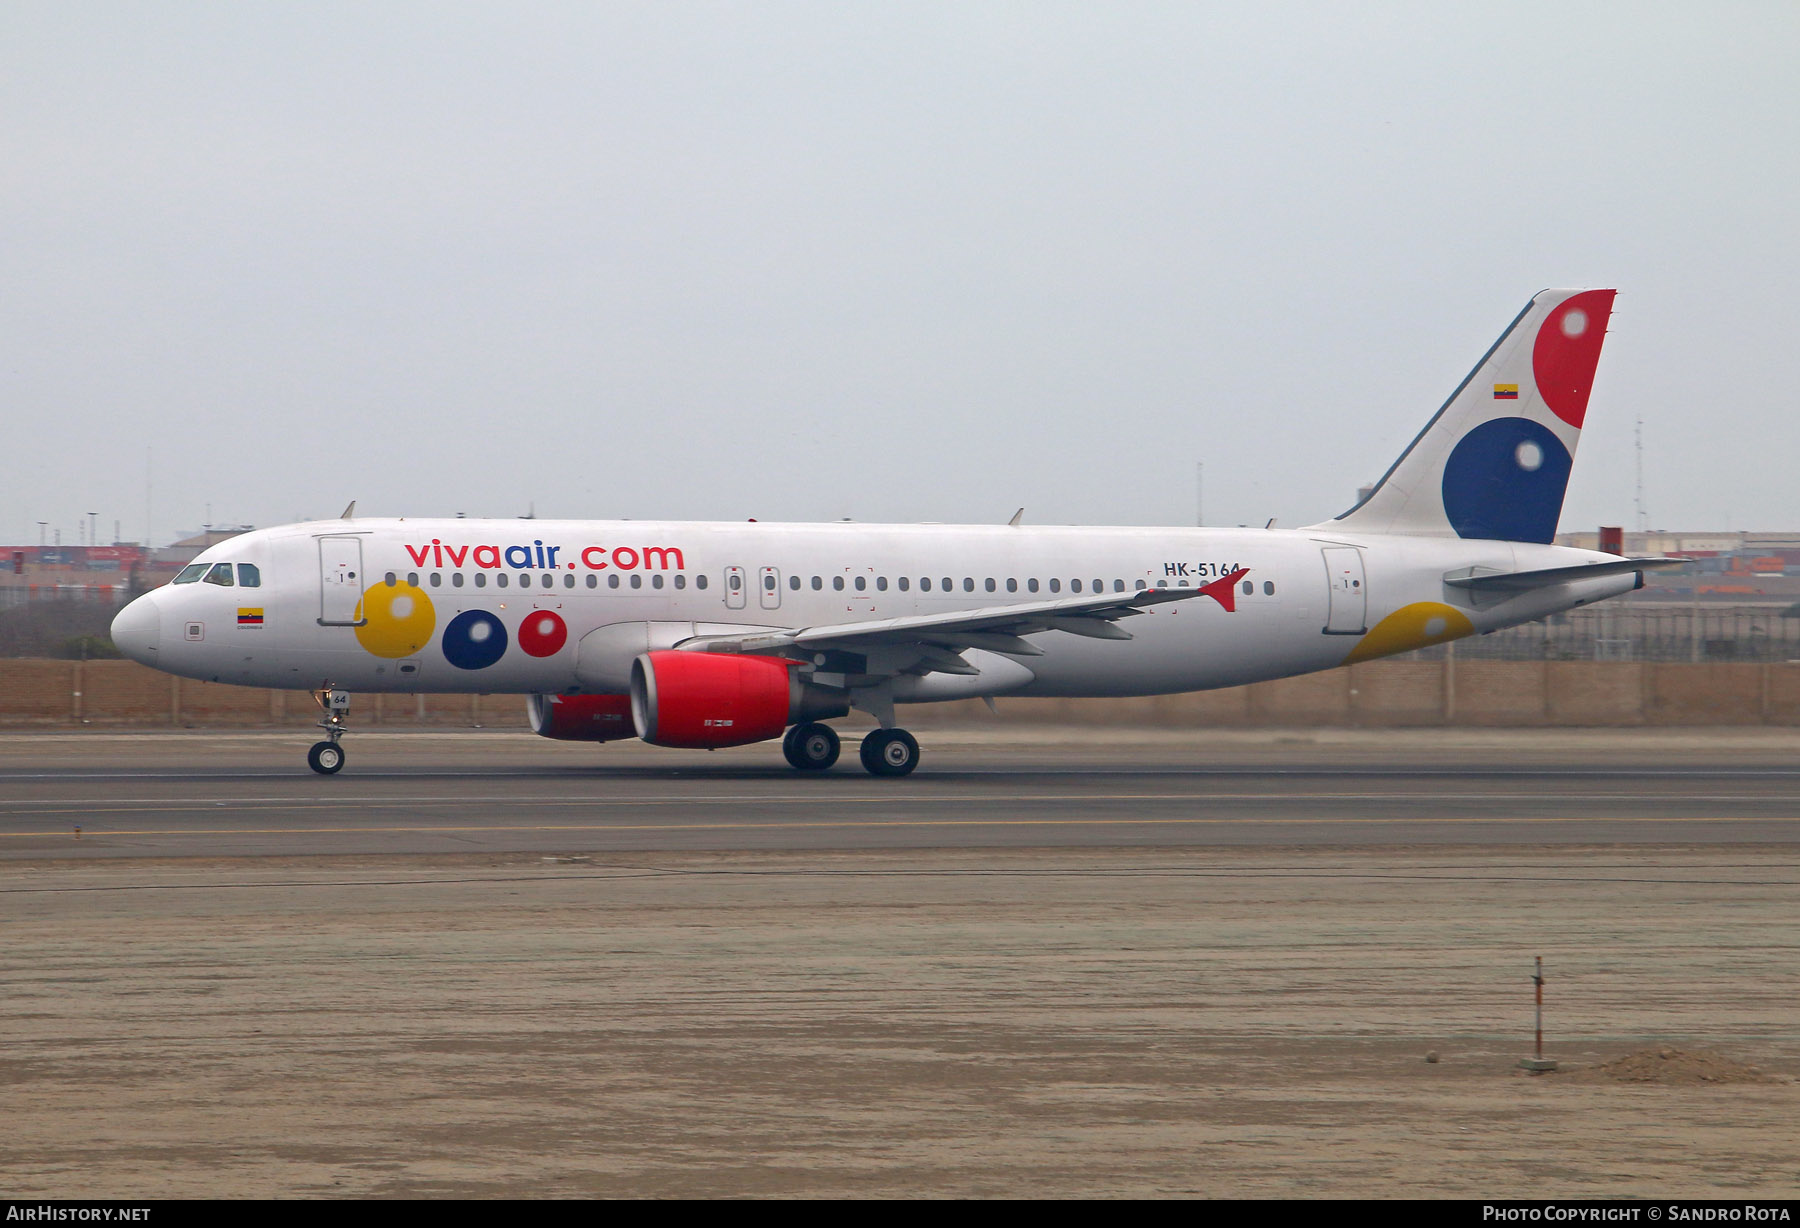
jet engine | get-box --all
[629,650,846,749]
[526,692,637,742]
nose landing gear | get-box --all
[308,687,351,775]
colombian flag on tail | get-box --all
[1493,384,1519,399]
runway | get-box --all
[6,728,1800,1197]
[5,728,1800,859]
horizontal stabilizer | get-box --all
[1444,558,1682,593]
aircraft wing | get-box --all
[1443,557,1683,594]
[678,573,1240,667]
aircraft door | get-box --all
[759,566,781,610]
[1321,546,1367,634]
[724,566,747,610]
[318,536,366,626]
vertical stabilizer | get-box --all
[1318,288,1615,543]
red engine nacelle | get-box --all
[629,651,800,749]
[526,692,637,742]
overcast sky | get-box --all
[4,2,1797,545]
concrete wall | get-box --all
[8,657,1800,729]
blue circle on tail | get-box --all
[442,610,508,670]
[1441,417,1572,544]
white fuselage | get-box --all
[117,517,1633,699]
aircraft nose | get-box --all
[110,593,162,665]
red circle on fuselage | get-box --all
[518,610,568,658]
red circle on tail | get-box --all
[1532,289,1615,429]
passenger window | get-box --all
[729,574,742,591]
[1242,580,1253,595]
[499,573,513,588]
[674,575,686,590]
[453,573,465,588]
[1049,579,1061,593]
[1135,579,1147,590]
[1264,581,1275,595]
[630,574,642,589]
[696,574,708,590]
[921,577,932,592]
[811,576,822,590]
[789,575,800,590]
[942,578,952,591]
[543,574,554,589]
[854,576,866,591]
[608,574,620,589]
[898,576,910,591]
[963,578,974,592]
[1156,579,1168,588]
[1114,580,1124,592]
[833,576,845,591]
[586,574,598,588]
[764,574,776,591]
[173,564,207,584]
[1027,579,1039,593]
[563,573,574,588]
[985,578,996,593]
[1093,579,1103,592]
[1072,579,1083,593]
[236,563,262,587]
[877,577,888,591]
[205,562,235,586]
[653,574,664,589]
[430,573,441,587]
[384,572,396,586]
[475,573,487,588]
[1006,578,1017,593]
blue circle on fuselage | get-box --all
[1440,417,1572,544]
[442,610,508,670]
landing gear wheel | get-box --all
[783,722,841,771]
[859,728,920,777]
[307,741,345,775]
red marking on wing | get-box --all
[1200,567,1249,612]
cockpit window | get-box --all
[237,563,261,588]
[203,562,235,586]
[172,564,208,584]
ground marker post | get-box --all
[1519,955,1558,1073]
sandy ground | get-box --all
[4,845,1798,1199]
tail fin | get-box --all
[1321,288,1616,543]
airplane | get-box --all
[110,288,1674,777]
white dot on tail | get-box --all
[391,597,412,619]
[1516,441,1544,471]
[1424,617,1447,638]
[1562,308,1588,338]
[470,623,490,642]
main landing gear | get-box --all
[308,687,351,775]
[859,728,920,777]
[782,722,920,776]
[782,722,841,771]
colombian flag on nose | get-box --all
[1493,384,1519,399]
[237,608,264,627]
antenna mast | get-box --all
[1634,417,1649,533]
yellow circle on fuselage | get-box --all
[354,581,437,659]
[1342,601,1474,665]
